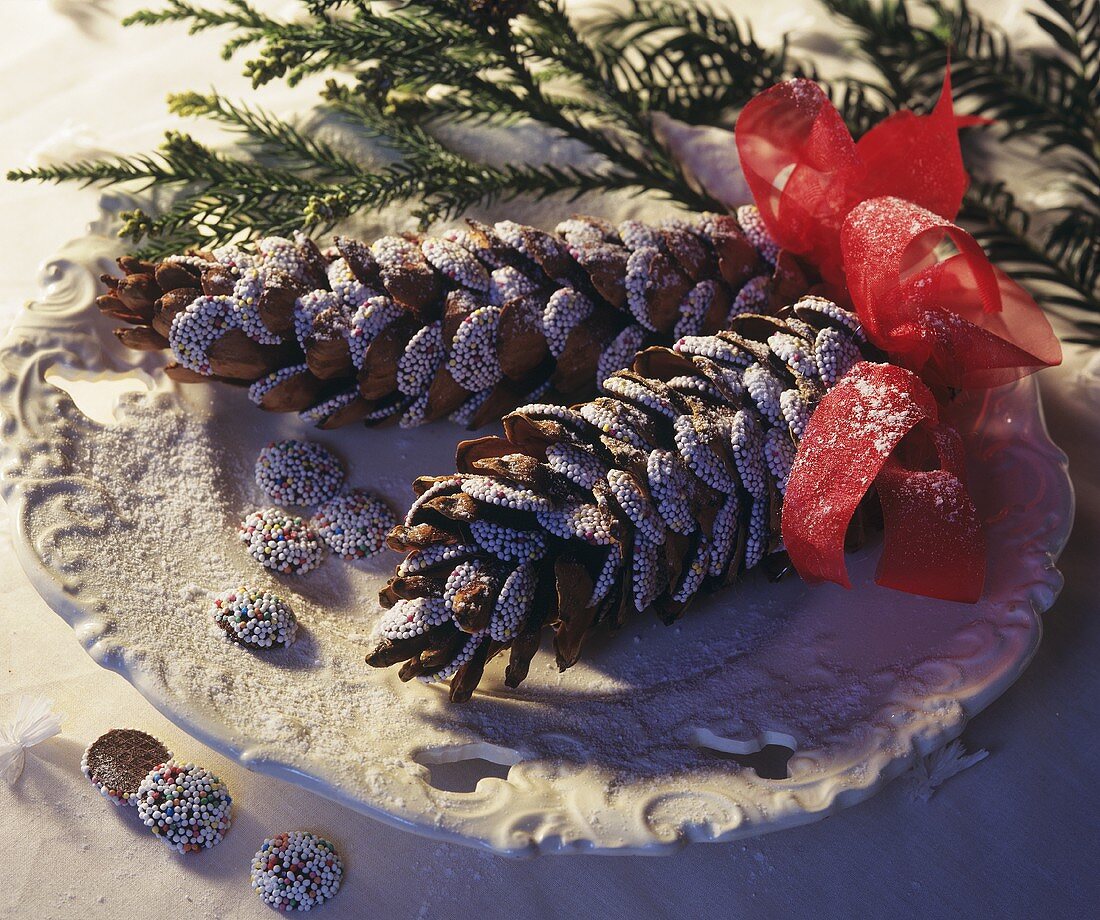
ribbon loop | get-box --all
[736,72,1061,601]
[841,197,1061,389]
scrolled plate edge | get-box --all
[0,236,1073,856]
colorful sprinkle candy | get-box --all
[250,831,344,912]
[212,587,298,649]
[135,760,232,853]
[255,440,345,507]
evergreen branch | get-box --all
[167,90,366,178]
[960,180,1098,318]
[589,0,787,123]
[817,0,1100,337]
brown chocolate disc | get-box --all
[81,729,171,806]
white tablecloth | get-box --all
[2,3,1098,918]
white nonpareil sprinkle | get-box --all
[420,632,486,683]
[255,439,345,507]
[673,536,709,603]
[370,235,421,272]
[601,375,678,420]
[488,266,538,306]
[449,387,493,427]
[624,245,664,330]
[346,296,403,370]
[768,331,818,379]
[707,491,741,578]
[631,532,662,611]
[588,543,622,607]
[380,597,451,640]
[607,468,666,543]
[470,519,546,562]
[736,204,780,265]
[579,400,653,450]
[691,355,745,399]
[490,563,537,641]
[299,389,360,427]
[545,442,607,491]
[397,542,475,577]
[512,402,586,430]
[462,475,553,512]
[169,294,239,375]
[618,219,664,251]
[326,257,364,306]
[596,324,646,388]
[249,363,311,407]
[212,586,298,649]
[238,508,324,575]
[727,275,771,321]
[646,449,696,536]
[422,237,491,292]
[397,321,445,396]
[795,295,866,340]
[674,414,734,491]
[250,831,344,912]
[674,335,752,368]
[780,388,812,439]
[730,409,767,500]
[542,287,593,358]
[814,325,863,386]
[448,305,503,391]
[311,488,396,560]
[674,280,719,339]
[744,494,771,571]
[535,501,616,545]
[232,267,282,345]
[744,362,784,425]
[294,290,340,351]
[404,475,465,526]
[135,760,232,854]
[764,425,797,495]
[555,216,616,251]
[259,234,318,287]
[399,391,432,429]
[666,373,723,401]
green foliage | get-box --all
[12,0,776,255]
[587,0,787,123]
[5,0,1098,339]
[820,0,1099,331]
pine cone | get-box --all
[99,209,815,430]
[366,297,879,701]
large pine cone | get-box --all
[366,297,878,701]
[99,208,814,429]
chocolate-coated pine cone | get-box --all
[366,296,878,701]
[100,209,816,429]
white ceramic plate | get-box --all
[0,233,1072,855]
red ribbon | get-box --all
[735,74,1061,602]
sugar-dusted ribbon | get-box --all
[735,74,1061,602]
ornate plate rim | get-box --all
[0,236,1075,856]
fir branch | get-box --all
[11,0,723,252]
[589,0,788,123]
[961,181,1098,314]
[167,91,366,178]
[817,0,1100,333]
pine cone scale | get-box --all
[102,209,799,432]
[368,297,873,698]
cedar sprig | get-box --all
[587,0,788,124]
[819,0,1100,333]
[11,0,768,254]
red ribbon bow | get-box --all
[735,74,1061,603]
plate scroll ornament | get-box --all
[0,232,1073,855]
